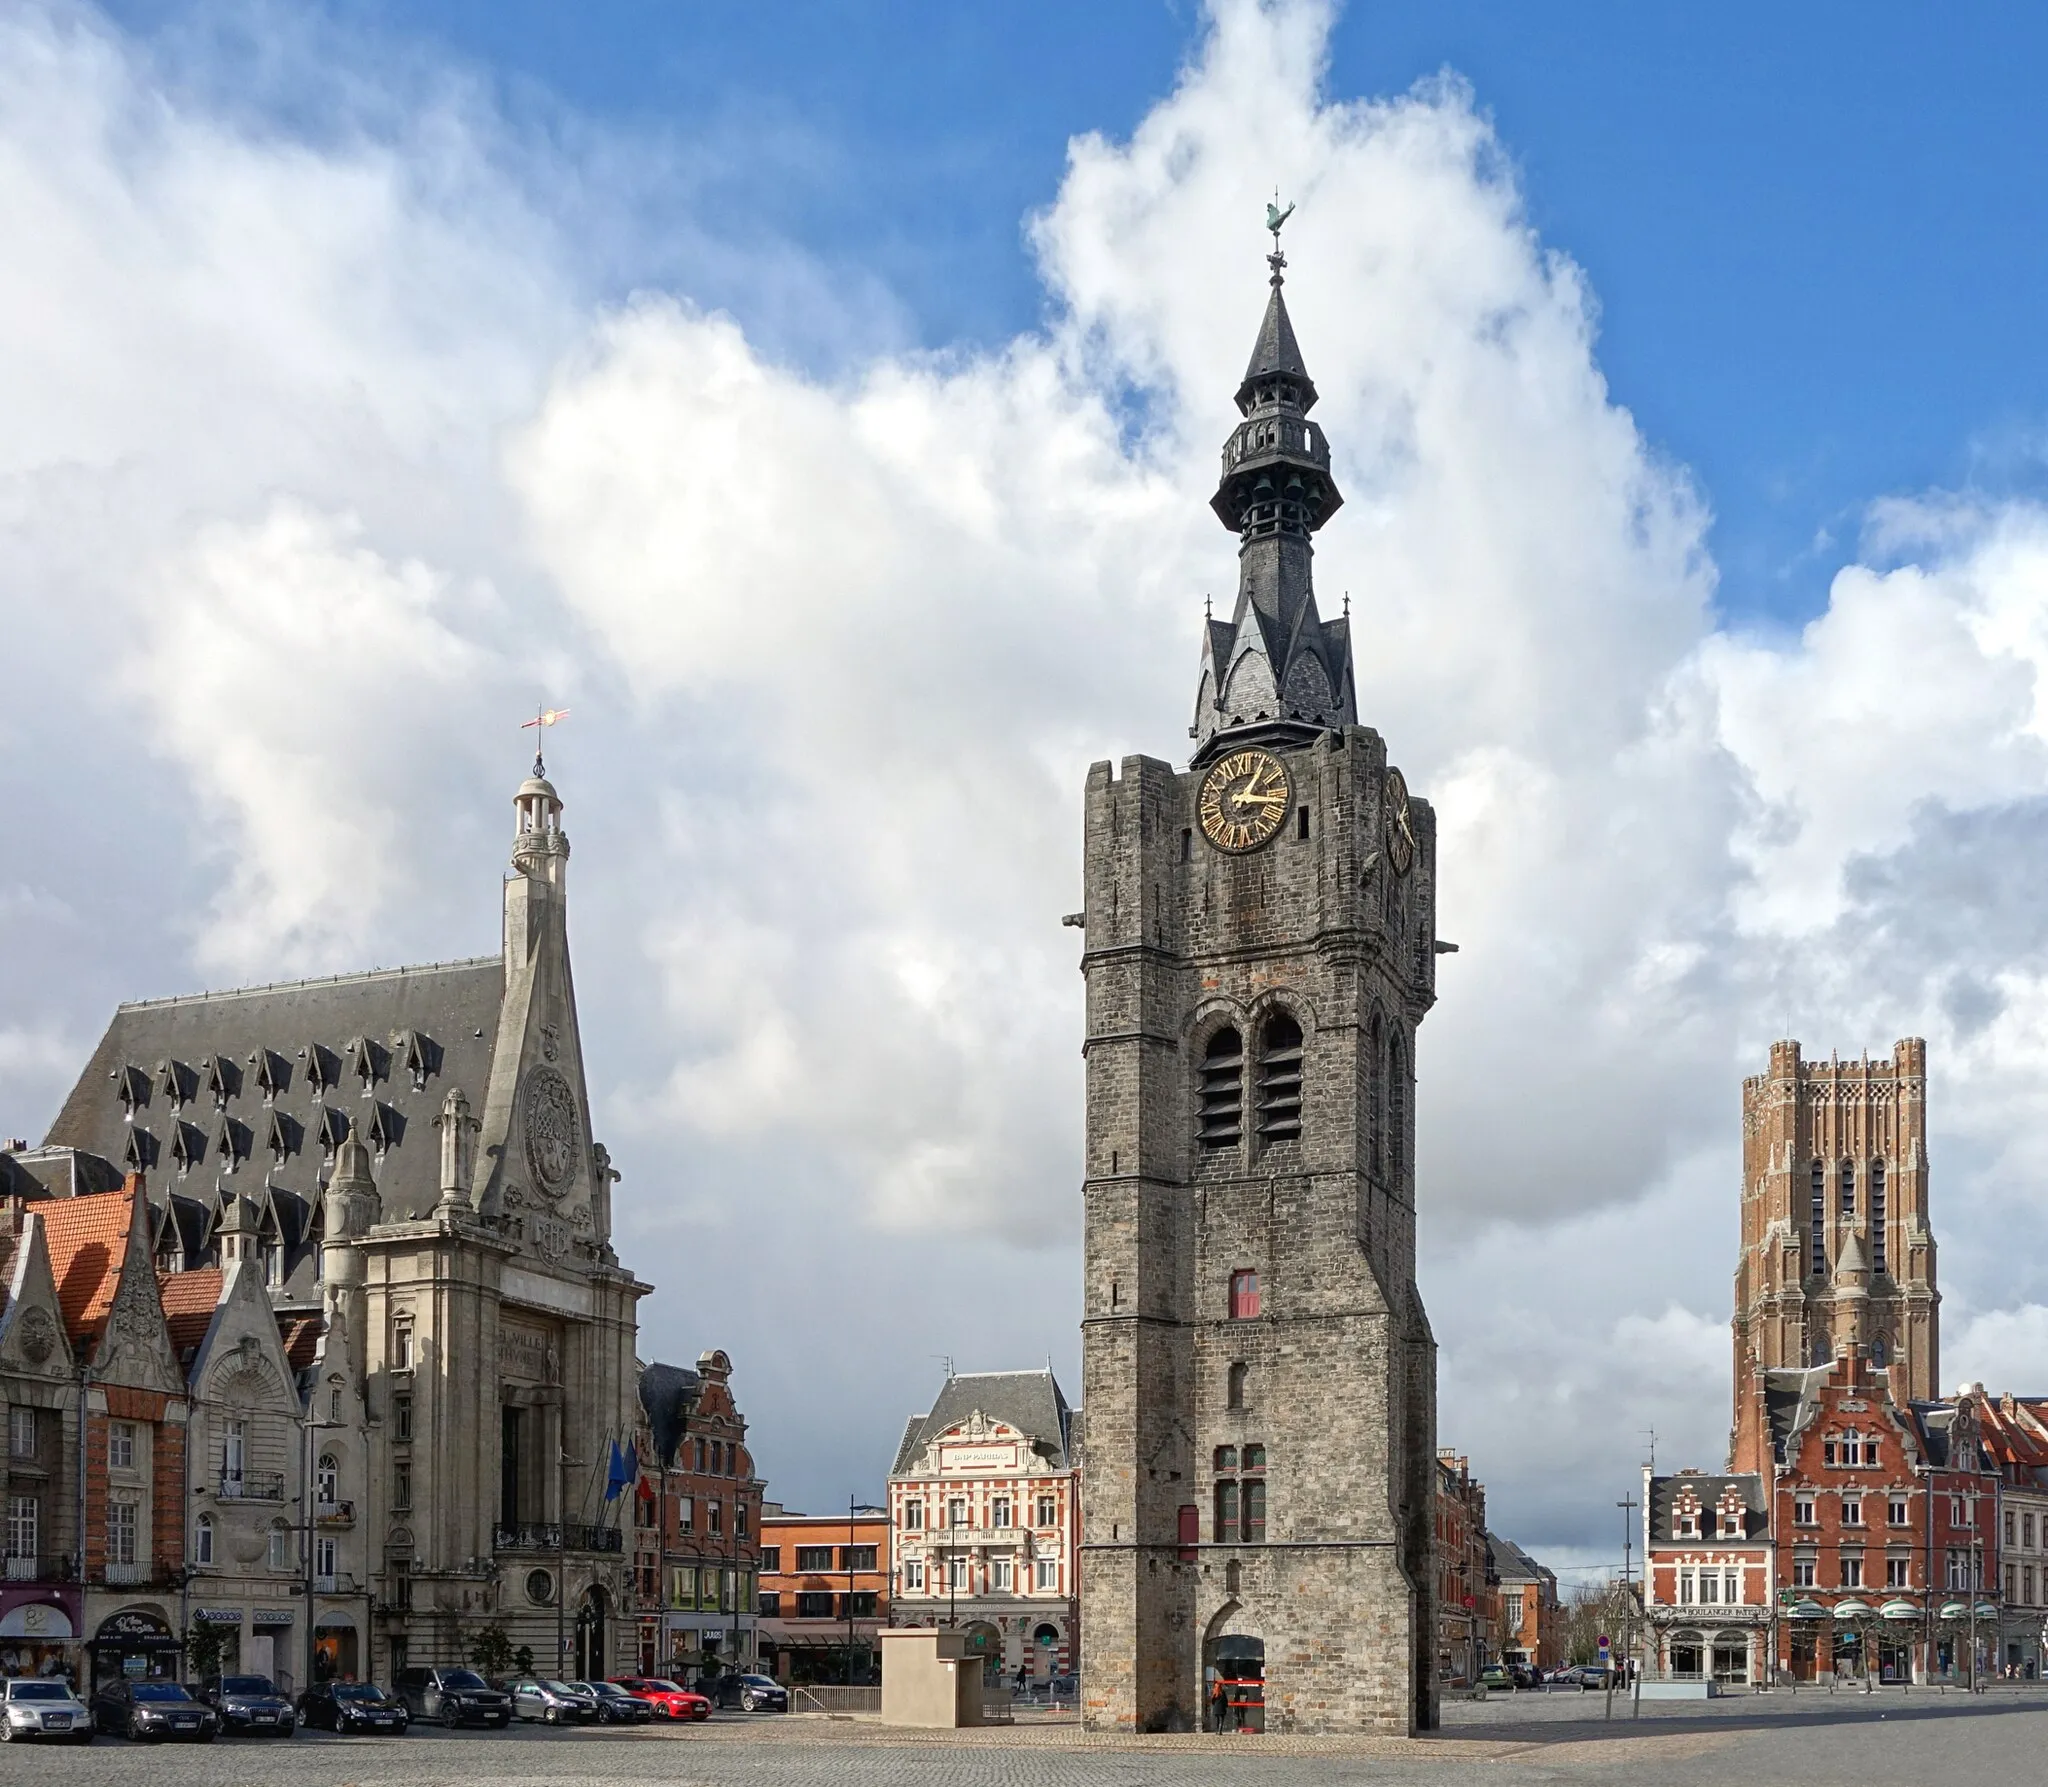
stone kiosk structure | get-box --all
[1077,235,1442,1734]
[41,759,651,1684]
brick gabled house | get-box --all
[1976,1391,2048,1676]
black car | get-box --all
[393,1666,512,1728]
[298,1681,411,1734]
[91,1680,218,1743]
[704,1673,789,1712]
[569,1680,654,1724]
[200,1673,297,1736]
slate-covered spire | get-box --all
[1192,229,1356,763]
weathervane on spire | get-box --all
[521,704,570,776]
[1266,192,1296,284]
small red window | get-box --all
[1177,1503,1200,1561]
[1229,1270,1260,1320]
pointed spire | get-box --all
[1192,215,1353,765]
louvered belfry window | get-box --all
[1256,1013,1304,1142]
[1199,1028,1245,1148]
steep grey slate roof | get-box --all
[639,1360,702,1469]
[45,956,504,1228]
[1643,1474,1768,1543]
[1485,1531,1552,1584]
[890,1369,1073,1476]
[1241,283,1315,397]
[1760,1364,1835,1464]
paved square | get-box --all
[12,1688,2048,1784]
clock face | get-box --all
[1384,767,1415,875]
[1198,748,1292,853]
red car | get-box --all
[607,1678,711,1721]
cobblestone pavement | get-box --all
[9,1688,2047,1785]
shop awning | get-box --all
[1938,1602,1969,1620]
[1878,1600,1921,1621]
[1786,1600,1828,1620]
[1832,1600,1873,1620]
[0,1604,73,1639]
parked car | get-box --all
[0,1677,93,1744]
[393,1666,512,1728]
[700,1673,787,1713]
[298,1681,411,1733]
[608,1676,712,1720]
[571,1680,655,1723]
[91,1680,218,1743]
[1506,1664,1540,1691]
[199,1673,297,1736]
[1577,1664,1615,1691]
[509,1679,597,1725]
[1476,1664,1513,1693]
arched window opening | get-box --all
[1366,1011,1385,1181]
[268,1522,292,1571]
[317,1452,339,1507]
[1839,1160,1856,1220]
[1387,1031,1408,1188]
[1229,1270,1260,1320]
[194,1513,214,1567]
[1871,1160,1888,1274]
[1809,1161,1828,1280]
[1227,1361,1249,1410]
[1256,1013,1304,1143]
[1199,1028,1244,1149]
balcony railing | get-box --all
[316,1499,356,1525]
[219,1471,287,1502]
[4,1555,37,1581]
[103,1559,150,1585]
[493,1522,624,1554]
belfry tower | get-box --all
[1076,229,1441,1736]
[1730,1039,1940,1472]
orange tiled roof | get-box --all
[157,1267,224,1355]
[40,1182,139,1342]
[281,1315,324,1372]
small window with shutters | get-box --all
[1177,1504,1200,1561]
[1199,1028,1244,1148]
[1255,1013,1303,1142]
[1229,1270,1260,1320]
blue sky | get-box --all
[105,0,2048,627]
[21,0,2048,1557]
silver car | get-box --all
[509,1678,594,1725]
[1,1678,93,1744]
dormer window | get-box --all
[266,1110,303,1165]
[368,1102,406,1155]
[158,1059,197,1109]
[1719,1508,1743,1539]
[316,1106,351,1159]
[1676,1510,1699,1538]
[123,1126,159,1171]
[205,1055,242,1107]
[348,1036,391,1097]
[170,1120,207,1176]
[214,1116,252,1173]
[253,1049,292,1103]
[401,1030,442,1091]
[116,1063,151,1118]
[303,1044,340,1096]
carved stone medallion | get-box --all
[16,1306,56,1364]
[521,1066,579,1200]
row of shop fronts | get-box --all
[0,1586,363,1693]
[1648,1601,2046,1686]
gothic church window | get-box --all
[1255,1012,1304,1143]
[1199,1027,1245,1148]
[1809,1161,1827,1279]
[1840,1160,1856,1218]
[1871,1160,1887,1272]
[1387,1031,1408,1186]
[1366,1011,1385,1180]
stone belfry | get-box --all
[1731,1039,1940,1471]
[1077,225,1441,1735]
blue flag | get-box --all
[603,1438,627,1501]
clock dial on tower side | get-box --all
[1198,748,1292,853]
[1383,766,1415,875]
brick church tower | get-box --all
[1730,1039,1941,1473]
[1076,230,1441,1735]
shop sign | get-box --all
[251,1610,295,1630]
[194,1609,243,1626]
[0,1603,73,1639]
[96,1610,172,1643]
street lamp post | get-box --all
[948,1511,961,1631]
